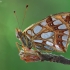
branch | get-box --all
[39,53,70,65]
[19,49,70,64]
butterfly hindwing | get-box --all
[23,12,70,52]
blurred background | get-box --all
[0,0,70,70]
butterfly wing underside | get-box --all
[24,12,70,52]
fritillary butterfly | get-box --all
[15,5,70,62]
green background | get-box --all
[0,0,70,70]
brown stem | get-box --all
[39,53,70,65]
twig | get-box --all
[39,53,70,65]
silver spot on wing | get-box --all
[33,25,42,34]
[53,20,62,25]
[33,40,43,43]
[41,32,54,39]
[62,35,68,41]
[44,46,53,51]
[58,24,67,29]
[55,45,62,51]
[40,20,47,26]
[27,30,34,36]
[62,41,67,47]
[46,41,53,46]
[64,30,69,35]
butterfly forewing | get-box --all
[23,12,70,52]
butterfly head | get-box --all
[16,28,23,39]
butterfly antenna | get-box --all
[21,5,28,29]
[14,11,20,29]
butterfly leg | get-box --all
[16,42,22,52]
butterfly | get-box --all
[14,5,70,62]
